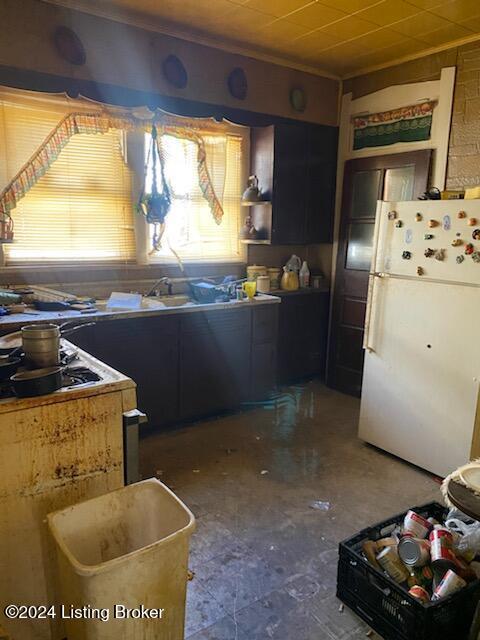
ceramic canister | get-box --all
[246,265,267,282]
[267,267,281,290]
[256,275,270,294]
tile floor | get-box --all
[140,381,441,639]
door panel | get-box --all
[327,150,431,396]
[341,298,366,328]
[346,222,376,271]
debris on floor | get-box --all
[187,570,195,581]
[309,500,331,511]
[260,469,269,475]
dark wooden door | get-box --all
[327,150,432,397]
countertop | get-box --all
[0,293,281,332]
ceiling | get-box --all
[50,0,480,77]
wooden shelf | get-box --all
[241,200,271,207]
[239,239,271,245]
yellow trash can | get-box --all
[47,478,195,640]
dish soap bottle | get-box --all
[299,261,310,288]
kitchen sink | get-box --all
[95,294,193,311]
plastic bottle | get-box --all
[299,261,310,288]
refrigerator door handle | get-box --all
[363,202,385,353]
[364,272,388,352]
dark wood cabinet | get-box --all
[179,308,251,421]
[69,303,279,429]
[277,290,330,384]
[70,315,180,426]
[250,305,278,400]
[250,123,337,245]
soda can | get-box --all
[376,546,410,584]
[409,585,430,604]
[403,510,432,539]
[432,570,467,601]
[398,537,431,567]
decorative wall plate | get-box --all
[53,26,86,66]
[227,67,247,100]
[290,87,306,112]
[162,55,188,89]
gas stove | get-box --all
[0,364,102,400]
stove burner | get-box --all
[0,366,102,398]
[62,367,102,387]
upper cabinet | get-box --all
[248,122,338,245]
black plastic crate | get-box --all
[337,502,480,640]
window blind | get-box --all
[147,132,243,262]
[0,99,135,263]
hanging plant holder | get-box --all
[137,124,171,253]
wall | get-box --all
[343,40,480,189]
[447,42,480,189]
[0,0,339,127]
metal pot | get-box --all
[21,322,95,368]
[21,323,60,368]
[11,367,63,397]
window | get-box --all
[0,89,246,265]
[0,96,135,263]
[145,131,243,263]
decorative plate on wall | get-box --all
[162,55,188,89]
[227,67,248,100]
[290,87,307,112]
[53,26,86,66]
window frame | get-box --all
[0,88,249,268]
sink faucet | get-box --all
[146,277,173,297]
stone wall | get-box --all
[446,42,480,189]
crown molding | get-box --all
[40,0,341,81]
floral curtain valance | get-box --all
[0,111,225,224]
[352,101,436,151]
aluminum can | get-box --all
[398,537,430,567]
[430,529,457,573]
[432,570,467,601]
[409,585,430,604]
[403,510,432,539]
[376,547,410,584]
[430,527,454,546]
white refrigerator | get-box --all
[359,200,480,478]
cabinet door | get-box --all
[179,309,251,421]
[250,305,278,400]
[272,124,308,244]
[277,293,329,384]
[305,124,338,243]
[82,317,179,428]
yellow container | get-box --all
[242,281,257,300]
[280,270,299,291]
[48,478,195,640]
